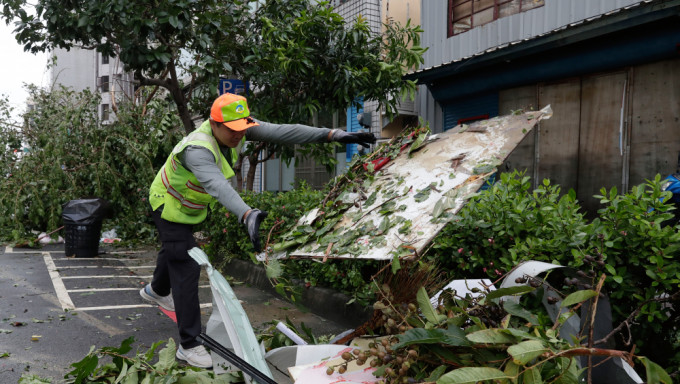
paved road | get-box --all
[0,244,346,383]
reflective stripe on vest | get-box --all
[160,166,207,210]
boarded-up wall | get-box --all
[577,72,627,213]
[499,85,537,177]
[498,57,680,214]
[537,79,581,192]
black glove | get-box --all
[244,209,268,252]
[332,130,376,148]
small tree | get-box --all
[0,86,182,242]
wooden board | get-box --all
[275,109,552,261]
[629,58,680,186]
[499,85,538,179]
[537,79,581,191]
[578,72,627,213]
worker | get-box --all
[139,93,375,368]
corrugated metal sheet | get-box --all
[419,0,649,75]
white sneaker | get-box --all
[139,285,175,311]
[176,345,213,368]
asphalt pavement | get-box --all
[0,243,348,383]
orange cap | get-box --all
[210,93,259,131]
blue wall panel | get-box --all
[346,97,364,162]
[442,93,499,132]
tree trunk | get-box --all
[246,151,259,191]
[234,156,244,192]
[135,65,195,134]
[166,63,195,134]
[245,143,277,191]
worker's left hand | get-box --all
[244,209,268,252]
[332,130,377,148]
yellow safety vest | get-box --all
[149,120,240,224]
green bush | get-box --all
[427,170,680,372]
[428,172,591,279]
[0,86,182,244]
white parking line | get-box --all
[61,275,154,279]
[55,257,141,261]
[68,285,211,293]
[51,265,154,270]
[5,246,44,254]
[77,303,212,312]
[43,252,75,310]
[41,251,212,312]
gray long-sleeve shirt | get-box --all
[181,119,334,222]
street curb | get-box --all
[222,259,373,329]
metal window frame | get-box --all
[448,0,543,37]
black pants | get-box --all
[150,207,202,349]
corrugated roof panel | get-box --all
[414,0,655,76]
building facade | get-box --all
[408,0,680,213]
[51,47,136,123]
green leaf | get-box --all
[466,328,518,344]
[437,367,510,384]
[561,290,598,307]
[507,340,549,365]
[638,356,673,384]
[67,353,99,384]
[265,259,282,279]
[426,365,448,382]
[503,301,539,324]
[486,286,534,301]
[521,366,543,384]
[77,15,89,27]
[391,252,401,274]
[504,361,520,381]
[417,286,441,324]
[154,338,176,372]
[408,132,427,157]
[121,365,139,384]
[392,327,470,349]
[604,264,616,275]
[114,361,128,384]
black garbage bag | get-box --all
[62,198,111,257]
[62,198,111,225]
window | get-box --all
[448,0,544,36]
[101,104,109,121]
[101,54,109,65]
[99,76,109,93]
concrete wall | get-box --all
[51,48,95,93]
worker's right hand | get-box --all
[244,209,268,252]
[332,130,376,148]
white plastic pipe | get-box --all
[276,322,308,345]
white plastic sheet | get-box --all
[188,247,273,383]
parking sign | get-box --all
[219,79,249,95]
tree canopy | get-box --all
[1,0,424,129]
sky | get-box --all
[0,21,49,118]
